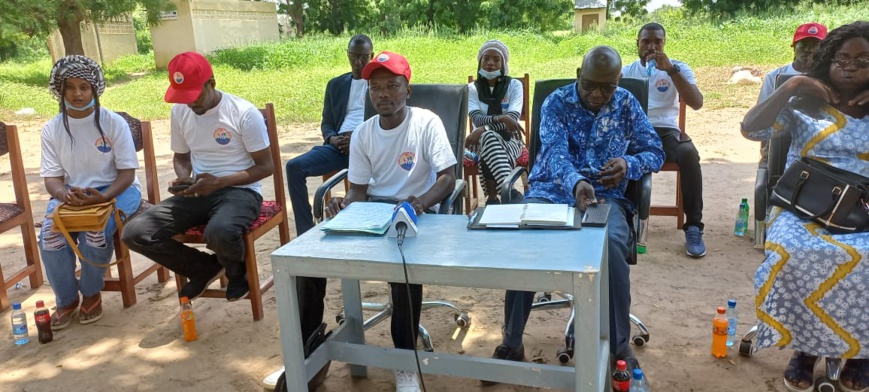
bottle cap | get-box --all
[12,302,21,310]
[180,296,190,304]
[615,359,627,370]
[741,198,748,202]
[728,299,736,307]
[633,368,644,380]
[36,300,44,308]
[717,306,726,314]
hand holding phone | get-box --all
[168,184,191,193]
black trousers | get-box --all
[656,127,704,230]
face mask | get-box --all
[65,98,96,111]
[478,68,502,80]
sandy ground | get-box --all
[0,76,801,391]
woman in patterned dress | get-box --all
[742,21,869,392]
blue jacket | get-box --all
[321,72,353,143]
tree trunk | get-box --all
[284,0,304,38]
[57,16,85,56]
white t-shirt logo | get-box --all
[95,136,112,153]
[398,151,416,171]
[655,79,670,93]
[213,128,232,145]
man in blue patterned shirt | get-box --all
[485,46,663,380]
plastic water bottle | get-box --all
[726,299,738,349]
[180,296,197,342]
[10,302,29,346]
[646,58,657,76]
[734,198,748,236]
[712,306,728,358]
[630,368,649,392]
[463,148,478,164]
[612,359,631,392]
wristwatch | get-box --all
[667,64,681,76]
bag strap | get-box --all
[51,200,127,268]
[788,171,839,220]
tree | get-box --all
[609,0,650,20]
[0,0,174,56]
[681,0,861,17]
[277,0,306,38]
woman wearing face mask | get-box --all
[467,40,525,204]
[39,55,142,329]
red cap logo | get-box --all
[165,52,214,104]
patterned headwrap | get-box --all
[48,55,105,101]
[477,39,510,76]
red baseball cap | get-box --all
[165,52,214,104]
[362,51,412,82]
[792,23,827,46]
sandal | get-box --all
[78,294,103,325]
[51,299,80,331]
[784,351,818,392]
[841,358,869,392]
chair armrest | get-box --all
[500,167,527,203]
[754,168,768,221]
[438,179,466,215]
[313,169,349,222]
[638,172,651,220]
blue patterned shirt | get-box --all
[526,83,664,206]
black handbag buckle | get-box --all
[800,171,810,180]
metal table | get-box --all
[271,214,609,391]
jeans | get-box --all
[502,197,633,357]
[39,185,142,308]
[657,127,704,230]
[122,187,262,282]
[286,144,349,236]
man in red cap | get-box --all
[123,51,274,303]
[314,51,456,392]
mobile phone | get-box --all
[168,184,191,193]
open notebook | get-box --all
[320,202,395,235]
[467,204,581,230]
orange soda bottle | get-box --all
[712,306,728,358]
[180,296,197,342]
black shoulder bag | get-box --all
[770,157,869,233]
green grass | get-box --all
[1,3,867,122]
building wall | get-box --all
[151,0,279,69]
[48,16,138,64]
[574,7,606,33]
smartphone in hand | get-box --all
[168,184,191,193]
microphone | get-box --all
[387,201,418,245]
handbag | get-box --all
[51,199,127,267]
[770,157,869,233]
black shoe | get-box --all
[179,266,225,301]
[614,347,641,374]
[506,189,524,204]
[482,344,525,385]
[226,274,250,302]
[305,323,333,391]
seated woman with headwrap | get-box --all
[39,55,142,329]
[466,39,525,204]
[741,21,869,392]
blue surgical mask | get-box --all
[64,98,95,111]
[478,68,502,80]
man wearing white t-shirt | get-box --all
[622,22,707,258]
[286,34,373,238]
[123,52,274,302]
[320,51,456,392]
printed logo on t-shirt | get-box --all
[501,97,509,110]
[173,72,185,85]
[398,152,416,171]
[655,79,670,93]
[213,128,232,145]
[94,136,112,153]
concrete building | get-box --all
[574,0,608,33]
[48,16,138,64]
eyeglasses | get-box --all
[347,52,372,61]
[579,80,618,94]
[832,55,869,69]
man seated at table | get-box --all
[487,46,663,383]
[312,51,457,392]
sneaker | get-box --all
[685,225,707,258]
[226,274,249,302]
[262,366,284,390]
[179,266,225,301]
[481,344,525,385]
[394,369,422,392]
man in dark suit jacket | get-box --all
[285,34,373,237]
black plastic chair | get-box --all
[312,84,471,351]
[500,78,653,363]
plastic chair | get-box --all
[0,123,44,310]
[753,73,797,247]
[649,99,687,230]
[173,103,291,321]
[463,73,531,213]
[501,78,653,363]
[312,84,471,350]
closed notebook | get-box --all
[320,202,395,235]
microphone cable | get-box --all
[396,223,427,392]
